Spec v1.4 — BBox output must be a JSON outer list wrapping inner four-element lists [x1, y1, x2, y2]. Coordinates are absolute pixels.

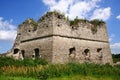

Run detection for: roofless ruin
[[1, 11, 113, 64]]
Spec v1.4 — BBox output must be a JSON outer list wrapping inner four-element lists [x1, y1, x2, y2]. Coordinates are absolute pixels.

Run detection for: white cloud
[[116, 15, 120, 20], [90, 7, 111, 21], [42, 0, 111, 21], [43, 0, 56, 6], [0, 30, 16, 41], [68, 0, 101, 19], [109, 34, 120, 54], [110, 42, 120, 54], [109, 34, 115, 42], [0, 17, 17, 41], [43, 0, 73, 14]]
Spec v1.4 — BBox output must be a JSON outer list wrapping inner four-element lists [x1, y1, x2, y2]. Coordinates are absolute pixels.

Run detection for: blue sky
[[0, 0, 120, 54]]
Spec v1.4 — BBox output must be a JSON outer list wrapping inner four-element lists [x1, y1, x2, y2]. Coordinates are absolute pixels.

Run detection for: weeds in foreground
[[0, 57, 120, 80]]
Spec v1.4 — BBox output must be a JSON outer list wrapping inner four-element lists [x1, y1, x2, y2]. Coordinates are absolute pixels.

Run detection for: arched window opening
[[34, 48, 39, 59], [13, 48, 19, 54], [28, 30, 31, 32], [97, 48, 102, 53], [84, 49, 90, 56], [21, 50, 25, 58], [69, 47, 76, 55], [97, 48, 103, 60], [83, 49, 90, 60]]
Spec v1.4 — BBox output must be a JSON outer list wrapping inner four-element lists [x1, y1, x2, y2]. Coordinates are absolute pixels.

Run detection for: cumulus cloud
[[109, 34, 115, 42], [90, 7, 111, 21], [110, 42, 120, 54], [43, 0, 73, 15], [116, 15, 120, 20], [42, 0, 111, 21], [43, 0, 56, 6], [108, 34, 120, 54], [0, 17, 17, 41]]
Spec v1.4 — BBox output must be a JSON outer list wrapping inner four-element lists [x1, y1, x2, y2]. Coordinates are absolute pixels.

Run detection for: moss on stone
[[90, 19, 105, 26], [20, 18, 38, 31], [90, 19, 105, 34]]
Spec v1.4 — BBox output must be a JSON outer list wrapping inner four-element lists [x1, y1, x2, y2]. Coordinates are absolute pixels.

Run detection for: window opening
[[84, 49, 90, 56], [34, 48, 39, 59], [69, 47, 76, 55], [13, 48, 19, 54], [21, 50, 25, 58], [97, 48, 102, 52]]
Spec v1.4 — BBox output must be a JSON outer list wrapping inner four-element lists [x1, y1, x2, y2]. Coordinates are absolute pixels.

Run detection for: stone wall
[[3, 11, 112, 64], [18, 16, 53, 42], [52, 36, 112, 64], [19, 37, 53, 62], [52, 15, 108, 42]]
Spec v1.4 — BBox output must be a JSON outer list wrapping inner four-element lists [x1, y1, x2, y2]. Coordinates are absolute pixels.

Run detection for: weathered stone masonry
[[1, 11, 113, 64]]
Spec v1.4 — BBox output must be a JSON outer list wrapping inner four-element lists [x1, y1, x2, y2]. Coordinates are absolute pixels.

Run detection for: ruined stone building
[[1, 11, 113, 64]]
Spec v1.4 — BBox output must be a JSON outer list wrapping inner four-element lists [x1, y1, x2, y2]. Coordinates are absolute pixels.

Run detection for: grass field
[[48, 75, 116, 80], [0, 57, 120, 80], [0, 75, 36, 80], [0, 75, 118, 80]]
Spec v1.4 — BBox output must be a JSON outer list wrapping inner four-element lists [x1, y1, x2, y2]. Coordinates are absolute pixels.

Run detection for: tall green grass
[[0, 75, 36, 80], [0, 57, 48, 67], [0, 57, 120, 80], [39, 62, 120, 79]]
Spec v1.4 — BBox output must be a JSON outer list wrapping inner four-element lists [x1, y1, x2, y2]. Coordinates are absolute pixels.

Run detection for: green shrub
[[0, 57, 15, 67], [70, 18, 89, 27], [0, 57, 120, 79], [19, 18, 38, 31], [90, 19, 105, 34], [34, 58, 48, 65], [90, 19, 105, 26], [38, 62, 120, 79], [0, 57, 48, 67], [112, 54, 120, 63], [23, 58, 35, 66]]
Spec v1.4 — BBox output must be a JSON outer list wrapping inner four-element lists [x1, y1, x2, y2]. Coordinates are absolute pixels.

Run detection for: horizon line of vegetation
[[0, 56, 120, 80]]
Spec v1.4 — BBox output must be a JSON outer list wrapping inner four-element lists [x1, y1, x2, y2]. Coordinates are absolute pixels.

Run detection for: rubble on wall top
[[38, 10, 65, 22], [18, 11, 106, 34], [19, 11, 105, 27]]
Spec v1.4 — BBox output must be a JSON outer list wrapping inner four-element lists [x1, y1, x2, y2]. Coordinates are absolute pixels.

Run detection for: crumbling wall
[[52, 15, 108, 42], [18, 14, 54, 42], [4, 11, 112, 64], [52, 36, 112, 64], [19, 37, 53, 62]]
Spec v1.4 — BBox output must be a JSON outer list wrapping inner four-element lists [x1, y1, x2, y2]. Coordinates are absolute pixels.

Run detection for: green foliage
[[38, 62, 120, 79], [0, 75, 36, 80], [90, 19, 105, 34], [90, 19, 105, 26], [70, 18, 105, 34], [0, 57, 16, 67], [112, 54, 120, 63], [70, 17, 89, 27], [0, 57, 48, 67], [0, 57, 120, 79], [34, 58, 48, 65], [38, 10, 65, 22], [70, 17, 104, 28], [19, 18, 38, 31], [48, 75, 114, 80]]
